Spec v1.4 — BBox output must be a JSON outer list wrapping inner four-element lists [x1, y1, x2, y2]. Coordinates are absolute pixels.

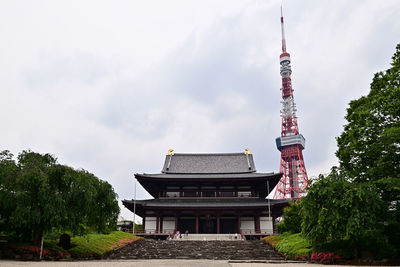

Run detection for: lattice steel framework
[[273, 8, 309, 199]]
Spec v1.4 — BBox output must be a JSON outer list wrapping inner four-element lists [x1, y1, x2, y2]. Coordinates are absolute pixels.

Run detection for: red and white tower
[[274, 7, 308, 199]]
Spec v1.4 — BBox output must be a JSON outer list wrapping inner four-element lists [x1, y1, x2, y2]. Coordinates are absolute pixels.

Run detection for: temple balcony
[[158, 191, 260, 198]]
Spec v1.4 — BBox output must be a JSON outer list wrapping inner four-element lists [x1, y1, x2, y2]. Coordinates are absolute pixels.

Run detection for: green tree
[[0, 150, 18, 234], [336, 44, 400, 203], [11, 151, 61, 244], [301, 169, 386, 258], [89, 175, 120, 233], [276, 201, 303, 234], [0, 150, 120, 244], [335, 43, 400, 253]]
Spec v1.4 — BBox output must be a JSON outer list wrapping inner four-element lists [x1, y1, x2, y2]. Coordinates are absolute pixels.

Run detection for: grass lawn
[[69, 231, 143, 258], [263, 233, 312, 260]]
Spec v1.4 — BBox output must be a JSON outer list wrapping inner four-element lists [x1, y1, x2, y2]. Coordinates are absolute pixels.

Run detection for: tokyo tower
[[273, 7, 309, 199]]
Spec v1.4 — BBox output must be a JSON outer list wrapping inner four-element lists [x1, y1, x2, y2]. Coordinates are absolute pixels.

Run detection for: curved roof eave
[[135, 172, 282, 180]]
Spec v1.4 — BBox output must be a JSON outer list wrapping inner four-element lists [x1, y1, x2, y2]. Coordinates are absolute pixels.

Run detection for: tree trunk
[[32, 229, 43, 246], [352, 240, 358, 259]]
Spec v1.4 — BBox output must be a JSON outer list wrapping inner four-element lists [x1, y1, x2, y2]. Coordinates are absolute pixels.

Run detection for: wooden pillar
[[217, 216, 220, 234], [255, 216, 260, 233], [143, 217, 146, 233], [156, 217, 159, 233], [160, 217, 163, 233], [175, 216, 178, 232], [237, 216, 241, 233], [196, 215, 199, 234]]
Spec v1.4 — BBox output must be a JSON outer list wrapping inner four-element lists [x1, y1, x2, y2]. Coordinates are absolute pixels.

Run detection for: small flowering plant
[[311, 252, 341, 264], [9, 244, 71, 260]]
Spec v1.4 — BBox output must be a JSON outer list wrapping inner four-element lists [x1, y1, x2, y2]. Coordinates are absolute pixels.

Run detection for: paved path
[[0, 259, 372, 267]]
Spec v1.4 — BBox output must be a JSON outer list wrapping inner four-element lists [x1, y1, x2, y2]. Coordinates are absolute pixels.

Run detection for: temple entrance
[[199, 217, 216, 233], [220, 218, 238, 233], [178, 217, 196, 234]]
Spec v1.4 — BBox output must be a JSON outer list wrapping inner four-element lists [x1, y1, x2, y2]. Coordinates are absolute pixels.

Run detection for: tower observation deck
[[273, 8, 309, 199]]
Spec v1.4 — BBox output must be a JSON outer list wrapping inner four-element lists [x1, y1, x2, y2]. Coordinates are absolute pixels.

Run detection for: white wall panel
[[260, 216, 273, 232], [145, 217, 157, 231], [240, 217, 255, 230], [162, 217, 175, 231]]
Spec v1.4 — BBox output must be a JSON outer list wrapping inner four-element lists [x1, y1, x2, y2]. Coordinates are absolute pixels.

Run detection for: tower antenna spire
[[280, 5, 287, 53], [274, 7, 309, 200]]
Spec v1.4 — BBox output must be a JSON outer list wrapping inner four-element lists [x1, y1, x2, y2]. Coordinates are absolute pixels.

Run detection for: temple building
[[123, 149, 290, 238]]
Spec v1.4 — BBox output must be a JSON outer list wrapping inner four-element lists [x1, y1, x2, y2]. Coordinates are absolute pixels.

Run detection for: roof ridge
[[161, 152, 257, 174], [172, 152, 247, 156], [137, 172, 278, 177]]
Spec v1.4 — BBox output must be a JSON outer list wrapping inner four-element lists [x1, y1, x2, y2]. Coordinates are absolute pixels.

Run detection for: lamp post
[[133, 178, 136, 236], [267, 180, 272, 234], [267, 180, 271, 217]]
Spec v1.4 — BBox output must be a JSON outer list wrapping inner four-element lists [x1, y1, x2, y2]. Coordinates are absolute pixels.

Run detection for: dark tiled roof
[[136, 172, 278, 180], [162, 153, 256, 174], [135, 172, 282, 198]]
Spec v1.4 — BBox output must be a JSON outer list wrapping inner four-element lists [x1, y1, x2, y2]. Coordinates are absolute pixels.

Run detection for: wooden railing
[[159, 191, 259, 198], [122, 228, 275, 236], [240, 229, 275, 235], [122, 229, 175, 235]]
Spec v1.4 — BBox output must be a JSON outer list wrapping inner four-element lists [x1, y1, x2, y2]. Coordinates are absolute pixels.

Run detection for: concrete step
[[173, 233, 244, 241], [107, 239, 285, 261]]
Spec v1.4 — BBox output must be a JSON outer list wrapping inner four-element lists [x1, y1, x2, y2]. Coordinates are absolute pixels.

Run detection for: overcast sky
[[0, 0, 399, 221]]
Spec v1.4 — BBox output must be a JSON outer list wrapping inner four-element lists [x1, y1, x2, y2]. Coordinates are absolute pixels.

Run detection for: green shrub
[[266, 231, 397, 261], [277, 201, 302, 234], [275, 233, 312, 259], [315, 239, 353, 259], [264, 233, 312, 260], [358, 230, 397, 260], [384, 220, 400, 252], [264, 234, 284, 248], [7, 242, 71, 260], [68, 231, 141, 258], [43, 240, 69, 254], [311, 252, 341, 264], [313, 230, 396, 260]]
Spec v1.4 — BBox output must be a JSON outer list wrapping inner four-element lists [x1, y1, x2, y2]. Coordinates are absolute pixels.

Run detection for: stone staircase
[[107, 239, 285, 260], [174, 233, 243, 241]]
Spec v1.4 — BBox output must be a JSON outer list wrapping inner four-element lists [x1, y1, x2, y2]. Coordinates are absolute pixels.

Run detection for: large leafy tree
[[12, 151, 63, 244], [0, 150, 120, 244], [301, 169, 385, 257], [336, 44, 400, 203], [336, 44, 400, 252]]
